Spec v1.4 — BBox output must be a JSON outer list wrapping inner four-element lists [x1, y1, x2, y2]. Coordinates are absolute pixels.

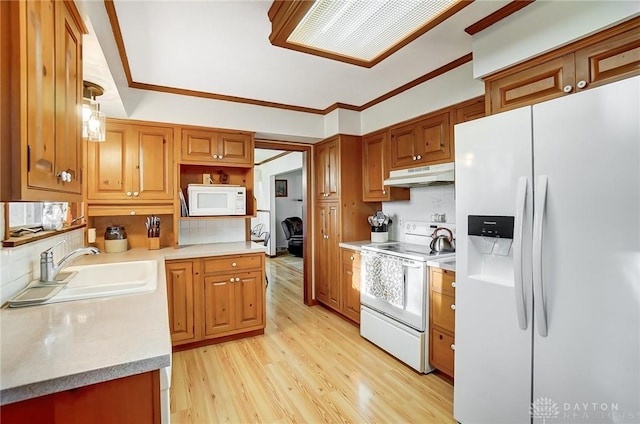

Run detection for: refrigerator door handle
[[513, 176, 528, 330], [533, 175, 549, 337]]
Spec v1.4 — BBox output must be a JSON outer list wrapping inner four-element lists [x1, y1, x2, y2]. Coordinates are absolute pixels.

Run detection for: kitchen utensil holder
[[148, 237, 160, 250]]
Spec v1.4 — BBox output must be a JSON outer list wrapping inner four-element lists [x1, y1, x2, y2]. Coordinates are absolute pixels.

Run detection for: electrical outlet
[[202, 173, 212, 184]]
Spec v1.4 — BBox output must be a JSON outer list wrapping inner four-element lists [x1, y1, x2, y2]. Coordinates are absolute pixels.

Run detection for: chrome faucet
[[40, 240, 100, 283]]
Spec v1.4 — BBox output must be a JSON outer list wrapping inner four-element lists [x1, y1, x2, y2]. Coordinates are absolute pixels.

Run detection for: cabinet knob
[[416, 155, 422, 160], [130, 211, 136, 215], [451, 281, 456, 288], [126, 191, 132, 197], [232, 262, 237, 267], [563, 85, 573, 93], [57, 171, 71, 182], [133, 191, 139, 197], [412, 156, 417, 160], [450, 344, 456, 351], [450, 304, 456, 310], [219, 155, 223, 159], [350, 255, 354, 261], [212, 154, 219, 159], [382, 190, 387, 195], [576, 80, 587, 89], [230, 278, 234, 282], [235, 277, 240, 282]]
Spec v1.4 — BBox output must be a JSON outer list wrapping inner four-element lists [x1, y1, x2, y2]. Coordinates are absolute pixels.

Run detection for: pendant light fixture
[[82, 81, 106, 142]]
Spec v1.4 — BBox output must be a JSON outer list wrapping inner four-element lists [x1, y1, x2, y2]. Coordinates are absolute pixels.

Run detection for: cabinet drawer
[[430, 327, 455, 377], [431, 291, 455, 332], [430, 267, 455, 297], [203, 254, 262, 274], [341, 249, 360, 268]]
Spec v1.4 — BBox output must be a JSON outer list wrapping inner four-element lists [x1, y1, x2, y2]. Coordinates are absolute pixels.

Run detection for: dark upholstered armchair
[[281, 217, 303, 257]]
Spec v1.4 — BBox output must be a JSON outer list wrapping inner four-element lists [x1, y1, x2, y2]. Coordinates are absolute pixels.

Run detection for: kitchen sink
[[52, 260, 158, 303], [7, 260, 158, 307]]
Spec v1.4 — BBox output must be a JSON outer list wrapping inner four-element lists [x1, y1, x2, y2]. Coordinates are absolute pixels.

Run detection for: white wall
[[0, 226, 85, 304], [382, 185, 456, 242], [274, 170, 303, 251], [473, 1, 640, 78], [360, 62, 485, 135]]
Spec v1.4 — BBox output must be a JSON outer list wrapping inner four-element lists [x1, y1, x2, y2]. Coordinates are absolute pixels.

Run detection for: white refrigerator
[[454, 76, 640, 423]]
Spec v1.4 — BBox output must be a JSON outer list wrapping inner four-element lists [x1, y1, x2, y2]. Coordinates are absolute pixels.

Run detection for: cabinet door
[[325, 203, 341, 310], [362, 131, 388, 201], [389, 122, 418, 170], [431, 291, 455, 333], [132, 125, 173, 201], [54, 1, 82, 194], [416, 112, 452, 164], [487, 54, 576, 114], [314, 203, 331, 303], [165, 261, 196, 344], [315, 139, 339, 200], [454, 97, 486, 124], [341, 249, 360, 323], [574, 27, 640, 92], [234, 271, 264, 330], [218, 132, 252, 165], [203, 274, 235, 337], [86, 122, 131, 200], [430, 328, 455, 377], [25, 0, 57, 191], [181, 128, 219, 162]]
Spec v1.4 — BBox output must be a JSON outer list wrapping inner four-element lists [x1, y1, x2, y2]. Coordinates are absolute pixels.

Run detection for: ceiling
[[80, 0, 512, 119]]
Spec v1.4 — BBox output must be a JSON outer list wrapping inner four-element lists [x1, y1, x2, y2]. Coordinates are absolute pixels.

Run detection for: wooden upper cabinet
[[133, 125, 173, 201], [181, 128, 252, 166], [362, 131, 409, 202], [2, 0, 85, 201], [389, 122, 418, 170], [454, 96, 486, 124], [315, 137, 339, 200], [487, 54, 576, 114], [574, 27, 640, 92], [417, 111, 451, 164], [390, 111, 452, 170], [486, 19, 640, 115], [54, 1, 83, 196], [219, 133, 253, 164], [86, 121, 174, 202]]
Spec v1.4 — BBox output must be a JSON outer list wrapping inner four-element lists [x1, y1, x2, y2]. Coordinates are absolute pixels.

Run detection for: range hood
[[383, 162, 454, 187]]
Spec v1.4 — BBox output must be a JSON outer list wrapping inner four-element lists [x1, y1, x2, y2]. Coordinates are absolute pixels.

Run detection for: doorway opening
[[254, 140, 312, 305]]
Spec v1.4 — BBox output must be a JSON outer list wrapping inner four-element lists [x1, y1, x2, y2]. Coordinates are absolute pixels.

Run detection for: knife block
[[148, 238, 160, 250]]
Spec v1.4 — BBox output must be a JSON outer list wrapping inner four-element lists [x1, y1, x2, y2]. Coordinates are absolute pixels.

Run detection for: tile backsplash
[[382, 184, 456, 241], [0, 229, 84, 305], [178, 218, 245, 245]]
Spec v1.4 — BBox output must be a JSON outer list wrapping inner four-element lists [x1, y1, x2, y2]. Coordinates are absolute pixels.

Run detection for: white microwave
[[187, 184, 246, 216]]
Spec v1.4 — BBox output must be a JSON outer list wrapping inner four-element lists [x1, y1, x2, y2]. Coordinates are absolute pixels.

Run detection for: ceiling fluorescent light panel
[[287, 0, 459, 61]]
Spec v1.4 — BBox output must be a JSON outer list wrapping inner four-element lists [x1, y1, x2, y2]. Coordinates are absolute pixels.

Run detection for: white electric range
[[359, 220, 456, 373]]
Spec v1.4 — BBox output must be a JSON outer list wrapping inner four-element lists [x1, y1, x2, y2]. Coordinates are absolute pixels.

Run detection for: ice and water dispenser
[[466, 215, 515, 286]]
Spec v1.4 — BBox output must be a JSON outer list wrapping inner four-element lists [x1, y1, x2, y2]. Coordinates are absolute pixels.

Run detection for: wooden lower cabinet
[[0, 371, 161, 424], [340, 248, 361, 324], [203, 270, 263, 338], [165, 261, 196, 344], [165, 253, 265, 348], [429, 267, 456, 378]]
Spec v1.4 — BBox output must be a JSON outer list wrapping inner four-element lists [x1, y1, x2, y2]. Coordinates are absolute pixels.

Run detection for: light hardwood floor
[[170, 256, 455, 423]]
